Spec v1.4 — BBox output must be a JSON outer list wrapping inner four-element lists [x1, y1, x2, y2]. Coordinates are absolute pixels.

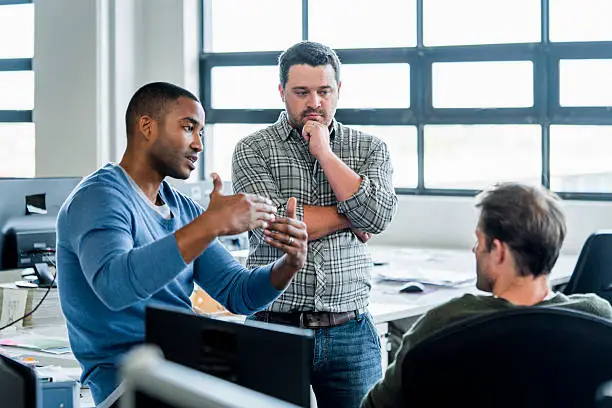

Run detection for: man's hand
[[302, 120, 332, 161], [351, 228, 372, 243], [206, 173, 277, 236], [266, 197, 308, 289]]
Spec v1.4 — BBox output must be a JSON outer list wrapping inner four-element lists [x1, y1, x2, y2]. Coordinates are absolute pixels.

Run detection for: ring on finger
[[287, 236, 294, 246]]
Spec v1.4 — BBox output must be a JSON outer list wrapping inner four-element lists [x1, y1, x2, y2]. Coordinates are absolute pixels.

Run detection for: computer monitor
[[0, 354, 41, 408], [145, 306, 314, 408], [120, 344, 299, 408], [0, 177, 81, 270]]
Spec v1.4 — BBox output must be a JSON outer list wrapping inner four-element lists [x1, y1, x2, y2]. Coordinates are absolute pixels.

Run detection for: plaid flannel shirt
[[231, 111, 397, 313]]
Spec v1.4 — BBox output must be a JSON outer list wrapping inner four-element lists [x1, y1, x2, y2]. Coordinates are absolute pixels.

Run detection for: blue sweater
[[56, 163, 282, 404]]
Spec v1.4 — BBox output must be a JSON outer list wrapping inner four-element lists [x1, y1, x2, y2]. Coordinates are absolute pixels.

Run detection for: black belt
[[254, 310, 358, 328]]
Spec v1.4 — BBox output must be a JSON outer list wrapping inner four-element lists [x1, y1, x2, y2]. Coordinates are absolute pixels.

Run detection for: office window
[[211, 66, 281, 109], [308, 0, 416, 49], [350, 126, 417, 189], [423, 0, 539, 46], [432, 61, 533, 109], [0, 71, 34, 110], [206, 0, 301, 52], [549, 0, 612, 42], [201, 0, 612, 199], [0, 1, 34, 178], [424, 125, 541, 189], [340, 64, 410, 109], [0, 123, 35, 177], [0, 3, 34, 58], [204, 124, 266, 181], [550, 126, 612, 193], [559, 59, 612, 107]]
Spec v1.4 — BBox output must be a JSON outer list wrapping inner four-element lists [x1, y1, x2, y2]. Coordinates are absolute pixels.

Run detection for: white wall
[[32, 0, 612, 254], [372, 195, 612, 255], [34, 0, 199, 177]]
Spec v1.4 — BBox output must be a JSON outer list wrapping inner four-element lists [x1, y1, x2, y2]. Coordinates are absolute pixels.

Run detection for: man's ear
[[138, 115, 155, 141], [337, 81, 342, 98], [279, 83, 285, 102], [492, 238, 506, 265]]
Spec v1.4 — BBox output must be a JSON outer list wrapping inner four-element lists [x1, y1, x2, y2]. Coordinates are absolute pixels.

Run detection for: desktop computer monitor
[[145, 306, 314, 408], [0, 177, 81, 270], [121, 344, 299, 408], [0, 354, 41, 408]]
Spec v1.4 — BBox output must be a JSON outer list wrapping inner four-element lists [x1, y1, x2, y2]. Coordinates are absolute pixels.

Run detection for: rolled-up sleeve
[[337, 140, 397, 234]]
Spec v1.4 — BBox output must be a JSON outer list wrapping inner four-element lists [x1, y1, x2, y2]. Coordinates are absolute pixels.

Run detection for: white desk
[[367, 245, 576, 323]]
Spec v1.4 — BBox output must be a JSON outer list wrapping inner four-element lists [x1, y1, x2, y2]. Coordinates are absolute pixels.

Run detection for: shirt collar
[[275, 111, 339, 142]]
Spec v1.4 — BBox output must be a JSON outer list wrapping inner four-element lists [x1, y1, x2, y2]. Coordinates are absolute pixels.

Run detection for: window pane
[[0, 71, 34, 110], [350, 126, 417, 188], [0, 4, 34, 58], [550, 125, 612, 193], [309, 0, 416, 48], [211, 66, 282, 109], [207, 0, 301, 52], [425, 125, 541, 189], [204, 124, 267, 181], [550, 0, 612, 42], [341, 64, 410, 108], [424, 0, 539, 46], [559, 59, 612, 107], [433, 61, 533, 108], [0, 123, 35, 177]]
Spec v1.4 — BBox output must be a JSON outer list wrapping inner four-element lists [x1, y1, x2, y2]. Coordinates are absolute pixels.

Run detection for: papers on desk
[[374, 266, 475, 287], [0, 333, 71, 354]]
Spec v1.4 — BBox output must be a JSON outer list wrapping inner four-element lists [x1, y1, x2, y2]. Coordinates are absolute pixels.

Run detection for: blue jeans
[[251, 312, 382, 408]]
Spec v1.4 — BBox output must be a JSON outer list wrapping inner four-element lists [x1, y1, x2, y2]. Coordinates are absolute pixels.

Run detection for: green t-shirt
[[362, 292, 612, 408]]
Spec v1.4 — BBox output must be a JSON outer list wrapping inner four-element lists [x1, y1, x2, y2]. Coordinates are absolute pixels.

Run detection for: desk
[[365, 246, 577, 370], [0, 246, 578, 406]]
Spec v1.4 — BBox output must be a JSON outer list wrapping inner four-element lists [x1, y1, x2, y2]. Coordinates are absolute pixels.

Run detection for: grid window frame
[[200, 0, 612, 201], [0, 0, 33, 123]]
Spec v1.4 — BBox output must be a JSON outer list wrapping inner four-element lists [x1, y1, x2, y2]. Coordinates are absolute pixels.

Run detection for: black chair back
[[564, 231, 612, 303], [401, 308, 612, 408]]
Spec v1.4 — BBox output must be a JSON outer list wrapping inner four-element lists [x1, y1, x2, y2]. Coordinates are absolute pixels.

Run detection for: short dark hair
[[125, 82, 199, 137], [475, 183, 566, 278], [278, 41, 341, 88]]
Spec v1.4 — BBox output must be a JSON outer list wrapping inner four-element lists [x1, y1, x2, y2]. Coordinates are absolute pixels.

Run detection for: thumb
[[286, 197, 297, 219], [210, 172, 223, 196]]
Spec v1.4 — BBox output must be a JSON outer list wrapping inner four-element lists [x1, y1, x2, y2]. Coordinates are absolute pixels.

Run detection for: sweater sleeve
[[63, 184, 188, 311], [193, 240, 283, 315]]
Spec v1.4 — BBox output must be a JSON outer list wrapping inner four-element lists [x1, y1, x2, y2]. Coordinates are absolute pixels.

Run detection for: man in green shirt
[[362, 182, 612, 408]]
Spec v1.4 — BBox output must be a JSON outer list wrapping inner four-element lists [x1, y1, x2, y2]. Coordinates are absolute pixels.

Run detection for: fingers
[[210, 172, 223, 195], [286, 197, 297, 219], [264, 222, 307, 242]]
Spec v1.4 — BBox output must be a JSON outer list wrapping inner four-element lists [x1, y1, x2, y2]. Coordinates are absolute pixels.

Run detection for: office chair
[[564, 231, 612, 303], [0, 354, 40, 408], [400, 308, 612, 408]]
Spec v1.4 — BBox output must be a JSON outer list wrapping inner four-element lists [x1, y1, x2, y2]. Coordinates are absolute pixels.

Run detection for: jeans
[[251, 311, 383, 408]]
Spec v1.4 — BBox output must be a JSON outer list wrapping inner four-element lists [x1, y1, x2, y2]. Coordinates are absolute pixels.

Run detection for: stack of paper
[[374, 266, 475, 287], [0, 283, 65, 328]]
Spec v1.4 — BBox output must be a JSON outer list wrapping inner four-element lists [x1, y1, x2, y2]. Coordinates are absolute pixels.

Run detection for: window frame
[[0, 0, 33, 123], [199, 0, 612, 201]]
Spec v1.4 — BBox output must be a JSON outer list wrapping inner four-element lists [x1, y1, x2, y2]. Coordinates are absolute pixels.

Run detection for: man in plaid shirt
[[232, 41, 398, 408]]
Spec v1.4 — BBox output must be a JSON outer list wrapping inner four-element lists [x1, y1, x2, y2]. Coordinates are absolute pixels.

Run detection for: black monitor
[[145, 306, 314, 408], [0, 354, 40, 407], [0, 177, 81, 270], [121, 344, 299, 408]]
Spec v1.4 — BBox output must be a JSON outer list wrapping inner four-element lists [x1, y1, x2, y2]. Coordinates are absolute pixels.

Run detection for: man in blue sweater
[[56, 82, 308, 406]]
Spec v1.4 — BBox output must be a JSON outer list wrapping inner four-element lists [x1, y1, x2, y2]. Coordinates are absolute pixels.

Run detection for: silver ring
[[287, 236, 294, 246]]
